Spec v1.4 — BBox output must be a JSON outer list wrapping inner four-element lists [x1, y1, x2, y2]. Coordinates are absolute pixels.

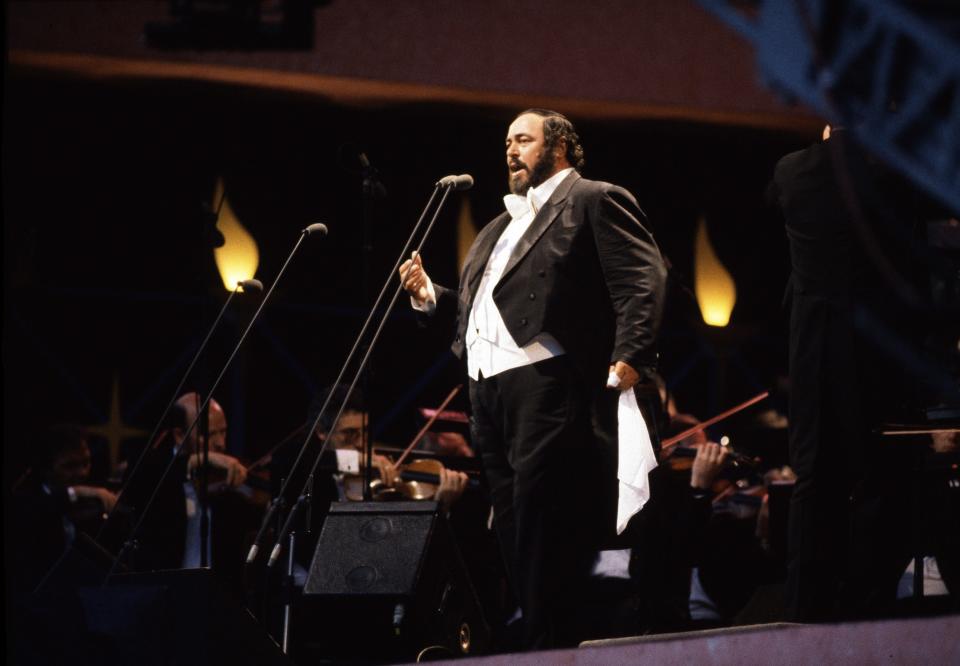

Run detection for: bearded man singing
[[401, 109, 667, 648]]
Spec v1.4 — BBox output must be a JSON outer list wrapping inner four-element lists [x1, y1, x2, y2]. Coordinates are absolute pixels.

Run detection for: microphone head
[[267, 543, 283, 568], [436, 174, 474, 191], [237, 279, 263, 293], [305, 222, 329, 237], [453, 174, 474, 191]]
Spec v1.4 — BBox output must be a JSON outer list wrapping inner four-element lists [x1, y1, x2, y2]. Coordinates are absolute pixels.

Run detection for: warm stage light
[[211, 177, 259, 292], [694, 217, 737, 327]]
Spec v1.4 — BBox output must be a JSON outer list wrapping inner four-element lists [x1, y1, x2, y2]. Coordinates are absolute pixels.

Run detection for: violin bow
[[877, 426, 960, 436], [248, 422, 308, 471], [393, 384, 463, 468], [660, 391, 770, 451]]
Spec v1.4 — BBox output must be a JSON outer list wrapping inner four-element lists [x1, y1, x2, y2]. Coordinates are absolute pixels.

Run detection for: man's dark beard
[[508, 148, 557, 195]]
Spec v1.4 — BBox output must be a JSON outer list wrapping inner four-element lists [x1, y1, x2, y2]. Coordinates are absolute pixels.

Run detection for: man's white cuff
[[409, 283, 437, 314]]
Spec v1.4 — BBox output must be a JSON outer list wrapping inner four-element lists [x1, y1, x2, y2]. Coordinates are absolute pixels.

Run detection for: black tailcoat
[[438, 170, 666, 385]]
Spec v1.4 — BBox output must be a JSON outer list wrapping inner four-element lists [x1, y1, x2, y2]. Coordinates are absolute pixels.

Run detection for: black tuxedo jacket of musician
[[432, 169, 667, 544]]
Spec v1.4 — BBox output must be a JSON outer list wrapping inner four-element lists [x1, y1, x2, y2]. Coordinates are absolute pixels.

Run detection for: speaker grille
[[304, 502, 438, 596]]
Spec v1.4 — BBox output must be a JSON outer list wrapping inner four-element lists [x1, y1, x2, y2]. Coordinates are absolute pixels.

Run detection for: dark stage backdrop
[[3, 72, 810, 485]]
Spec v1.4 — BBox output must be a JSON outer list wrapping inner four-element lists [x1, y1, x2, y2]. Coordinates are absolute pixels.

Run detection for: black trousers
[[469, 355, 600, 649], [785, 293, 873, 621]]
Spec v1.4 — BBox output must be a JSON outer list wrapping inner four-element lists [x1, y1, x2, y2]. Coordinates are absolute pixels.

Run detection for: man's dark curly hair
[[309, 384, 366, 435], [517, 108, 585, 172]]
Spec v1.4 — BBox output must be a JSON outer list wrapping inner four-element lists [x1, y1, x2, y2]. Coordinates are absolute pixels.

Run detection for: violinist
[[623, 377, 765, 633], [176, 392, 248, 487], [286, 384, 470, 514], [179, 392, 278, 586], [8, 424, 117, 597], [120, 395, 249, 573]]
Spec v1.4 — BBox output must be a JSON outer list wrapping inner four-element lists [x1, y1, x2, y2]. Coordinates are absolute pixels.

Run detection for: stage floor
[[421, 615, 960, 665]]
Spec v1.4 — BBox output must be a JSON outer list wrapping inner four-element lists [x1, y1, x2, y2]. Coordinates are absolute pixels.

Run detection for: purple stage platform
[[424, 615, 960, 665]]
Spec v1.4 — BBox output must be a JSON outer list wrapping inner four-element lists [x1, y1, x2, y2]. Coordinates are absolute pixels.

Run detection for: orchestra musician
[[8, 424, 117, 596], [270, 385, 470, 522], [120, 394, 250, 573], [263, 383, 473, 606]]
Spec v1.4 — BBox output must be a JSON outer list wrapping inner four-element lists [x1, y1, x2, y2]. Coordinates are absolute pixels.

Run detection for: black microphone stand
[[198, 395, 210, 568], [279, 471, 311, 656], [263, 176, 470, 571], [104, 224, 327, 583], [359, 152, 386, 500]]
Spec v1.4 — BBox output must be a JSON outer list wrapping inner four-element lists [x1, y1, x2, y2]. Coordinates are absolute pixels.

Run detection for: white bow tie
[[503, 191, 540, 220]]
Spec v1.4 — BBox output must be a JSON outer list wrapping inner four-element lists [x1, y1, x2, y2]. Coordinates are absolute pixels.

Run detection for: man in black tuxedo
[[401, 109, 666, 647]]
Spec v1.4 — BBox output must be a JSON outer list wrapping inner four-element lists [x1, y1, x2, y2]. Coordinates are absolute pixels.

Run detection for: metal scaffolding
[[700, 0, 960, 212]]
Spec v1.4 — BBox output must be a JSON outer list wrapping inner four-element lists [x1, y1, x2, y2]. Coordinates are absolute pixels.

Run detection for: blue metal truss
[[699, 0, 960, 212]]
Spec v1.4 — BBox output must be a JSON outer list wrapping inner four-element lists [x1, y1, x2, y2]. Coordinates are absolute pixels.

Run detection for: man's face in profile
[[206, 407, 228, 454], [505, 113, 557, 195]]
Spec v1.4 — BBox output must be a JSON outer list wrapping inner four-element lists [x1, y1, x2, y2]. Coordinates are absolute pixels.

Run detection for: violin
[[344, 455, 479, 502], [370, 458, 444, 501], [659, 391, 769, 482], [66, 484, 134, 551], [711, 481, 767, 521], [204, 454, 269, 489], [664, 441, 759, 477], [197, 455, 273, 507], [68, 494, 113, 534], [342, 384, 479, 503]]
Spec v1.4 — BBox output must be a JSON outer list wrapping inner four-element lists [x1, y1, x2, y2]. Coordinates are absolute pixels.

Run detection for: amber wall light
[[211, 177, 259, 291], [694, 216, 737, 327]]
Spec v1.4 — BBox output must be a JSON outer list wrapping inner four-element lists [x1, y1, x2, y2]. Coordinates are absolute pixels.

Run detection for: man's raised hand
[[399, 251, 435, 306]]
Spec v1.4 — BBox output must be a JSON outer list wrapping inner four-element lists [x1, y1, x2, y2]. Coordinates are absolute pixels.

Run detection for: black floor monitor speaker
[[299, 501, 490, 662]]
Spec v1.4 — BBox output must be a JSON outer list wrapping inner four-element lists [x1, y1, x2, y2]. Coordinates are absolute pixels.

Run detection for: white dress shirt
[[411, 168, 572, 379], [182, 478, 211, 568], [463, 168, 573, 380]]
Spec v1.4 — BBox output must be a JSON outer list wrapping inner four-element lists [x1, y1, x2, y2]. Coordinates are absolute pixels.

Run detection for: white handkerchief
[[612, 384, 658, 534]]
